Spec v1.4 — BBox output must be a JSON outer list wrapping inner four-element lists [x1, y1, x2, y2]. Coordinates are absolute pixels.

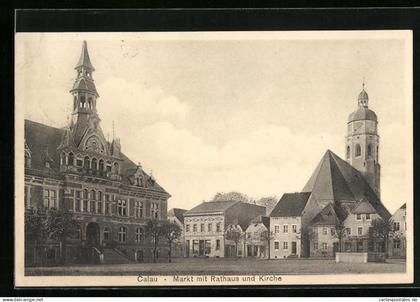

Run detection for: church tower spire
[[70, 40, 99, 124], [345, 81, 381, 198]]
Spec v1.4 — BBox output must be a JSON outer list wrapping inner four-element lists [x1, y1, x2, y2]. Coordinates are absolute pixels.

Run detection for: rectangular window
[[356, 214, 362, 220], [366, 213, 371, 220], [322, 242, 328, 250], [358, 227, 363, 235], [274, 241, 280, 250], [186, 224, 190, 232], [274, 225, 280, 233], [75, 190, 81, 212], [393, 239, 401, 249], [134, 200, 143, 218], [193, 224, 197, 232], [200, 224, 204, 232], [216, 240, 220, 250], [292, 224, 297, 233], [208, 223, 212, 232], [346, 228, 351, 235], [135, 227, 144, 243], [394, 222, 400, 231], [216, 223, 221, 232], [151, 202, 159, 219], [117, 200, 127, 216], [283, 225, 288, 233], [105, 194, 111, 215], [313, 241, 318, 250], [330, 228, 335, 236], [283, 241, 288, 250], [43, 189, 57, 209], [323, 227, 328, 235]]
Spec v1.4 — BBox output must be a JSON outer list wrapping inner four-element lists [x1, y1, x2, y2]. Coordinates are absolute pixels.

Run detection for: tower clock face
[[85, 136, 105, 154], [353, 121, 363, 134]]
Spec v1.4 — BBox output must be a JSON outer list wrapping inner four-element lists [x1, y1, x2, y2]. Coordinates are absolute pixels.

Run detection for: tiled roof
[[168, 208, 187, 224], [184, 200, 240, 216], [311, 203, 340, 226], [25, 119, 168, 194], [351, 199, 377, 214], [270, 192, 311, 217], [303, 149, 390, 220]]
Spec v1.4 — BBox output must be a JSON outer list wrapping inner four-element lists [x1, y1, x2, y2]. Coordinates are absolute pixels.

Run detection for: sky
[[16, 32, 412, 214]]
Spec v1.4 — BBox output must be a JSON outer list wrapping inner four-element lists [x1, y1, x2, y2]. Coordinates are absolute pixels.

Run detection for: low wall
[[336, 252, 368, 263], [336, 252, 386, 263]]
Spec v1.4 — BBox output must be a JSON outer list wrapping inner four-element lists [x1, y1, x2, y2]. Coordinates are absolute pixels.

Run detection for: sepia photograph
[[14, 31, 413, 287]]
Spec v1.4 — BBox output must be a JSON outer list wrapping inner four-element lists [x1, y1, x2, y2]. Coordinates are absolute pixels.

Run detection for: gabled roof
[[250, 215, 270, 229], [184, 200, 240, 216], [168, 208, 187, 224], [270, 192, 311, 217], [75, 41, 95, 71], [302, 150, 390, 220], [351, 199, 377, 214], [311, 203, 340, 226], [25, 119, 169, 195]]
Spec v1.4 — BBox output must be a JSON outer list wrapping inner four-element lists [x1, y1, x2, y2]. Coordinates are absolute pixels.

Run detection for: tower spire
[[75, 40, 95, 71]]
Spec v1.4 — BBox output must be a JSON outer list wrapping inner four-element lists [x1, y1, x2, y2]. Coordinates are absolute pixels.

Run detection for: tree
[[211, 192, 251, 203], [333, 223, 347, 252], [162, 222, 182, 263], [24, 209, 46, 264], [260, 230, 274, 259], [368, 218, 393, 257], [145, 219, 165, 263], [225, 225, 243, 259], [44, 208, 81, 264], [255, 196, 278, 216], [299, 226, 316, 257]]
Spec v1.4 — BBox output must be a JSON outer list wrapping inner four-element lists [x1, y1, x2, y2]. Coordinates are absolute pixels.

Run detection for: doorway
[[291, 241, 297, 255], [86, 222, 100, 247]]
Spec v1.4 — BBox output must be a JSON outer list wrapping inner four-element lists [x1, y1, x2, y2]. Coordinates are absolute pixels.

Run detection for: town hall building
[[24, 41, 171, 266]]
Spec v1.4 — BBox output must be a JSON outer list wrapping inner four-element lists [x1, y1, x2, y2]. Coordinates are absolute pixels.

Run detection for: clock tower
[[345, 83, 381, 198]]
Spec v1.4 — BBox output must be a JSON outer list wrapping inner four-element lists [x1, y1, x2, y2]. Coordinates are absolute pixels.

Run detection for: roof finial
[[112, 120, 115, 140], [362, 75, 366, 90]]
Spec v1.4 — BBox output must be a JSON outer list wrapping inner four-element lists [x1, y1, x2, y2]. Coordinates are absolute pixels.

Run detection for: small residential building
[[245, 216, 270, 259], [269, 192, 311, 259], [183, 200, 265, 258], [167, 208, 187, 258], [309, 204, 340, 258], [389, 203, 406, 258]]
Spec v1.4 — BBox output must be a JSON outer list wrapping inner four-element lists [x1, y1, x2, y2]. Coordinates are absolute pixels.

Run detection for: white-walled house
[[269, 192, 311, 259], [389, 203, 406, 258], [245, 216, 270, 259]]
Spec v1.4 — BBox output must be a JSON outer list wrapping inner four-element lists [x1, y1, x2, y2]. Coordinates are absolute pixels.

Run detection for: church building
[[24, 41, 171, 266], [269, 83, 391, 259]]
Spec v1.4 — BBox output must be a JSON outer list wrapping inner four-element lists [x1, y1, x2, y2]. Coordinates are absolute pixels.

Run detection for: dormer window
[[136, 176, 143, 187]]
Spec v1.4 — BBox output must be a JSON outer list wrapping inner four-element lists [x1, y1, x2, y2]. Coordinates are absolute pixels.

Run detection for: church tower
[[70, 40, 99, 126], [345, 82, 381, 198]]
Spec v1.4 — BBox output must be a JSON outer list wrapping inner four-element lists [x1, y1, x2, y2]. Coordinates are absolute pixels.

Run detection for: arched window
[[60, 152, 66, 165], [113, 162, 120, 174], [73, 96, 77, 110], [346, 146, 350, 159], [103, 227, 110, 241], [106, 161, 112, 173], [118, 226, 127, 243], [355, 144, 361, 157], [91, 158, 97, 171], [84, 156, 90, 169], [80, 96, 86, 108], [135, 227, 144, 243], [99, 159, 104, 172], [83, 189, 89, 212], [367, 144, 372, 157], [117, 200, 127, 216], [68, 152, 74, 166], [90, 190, 96, 212], [24, 151, 31, 168], [88, 98, 93, 109]]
